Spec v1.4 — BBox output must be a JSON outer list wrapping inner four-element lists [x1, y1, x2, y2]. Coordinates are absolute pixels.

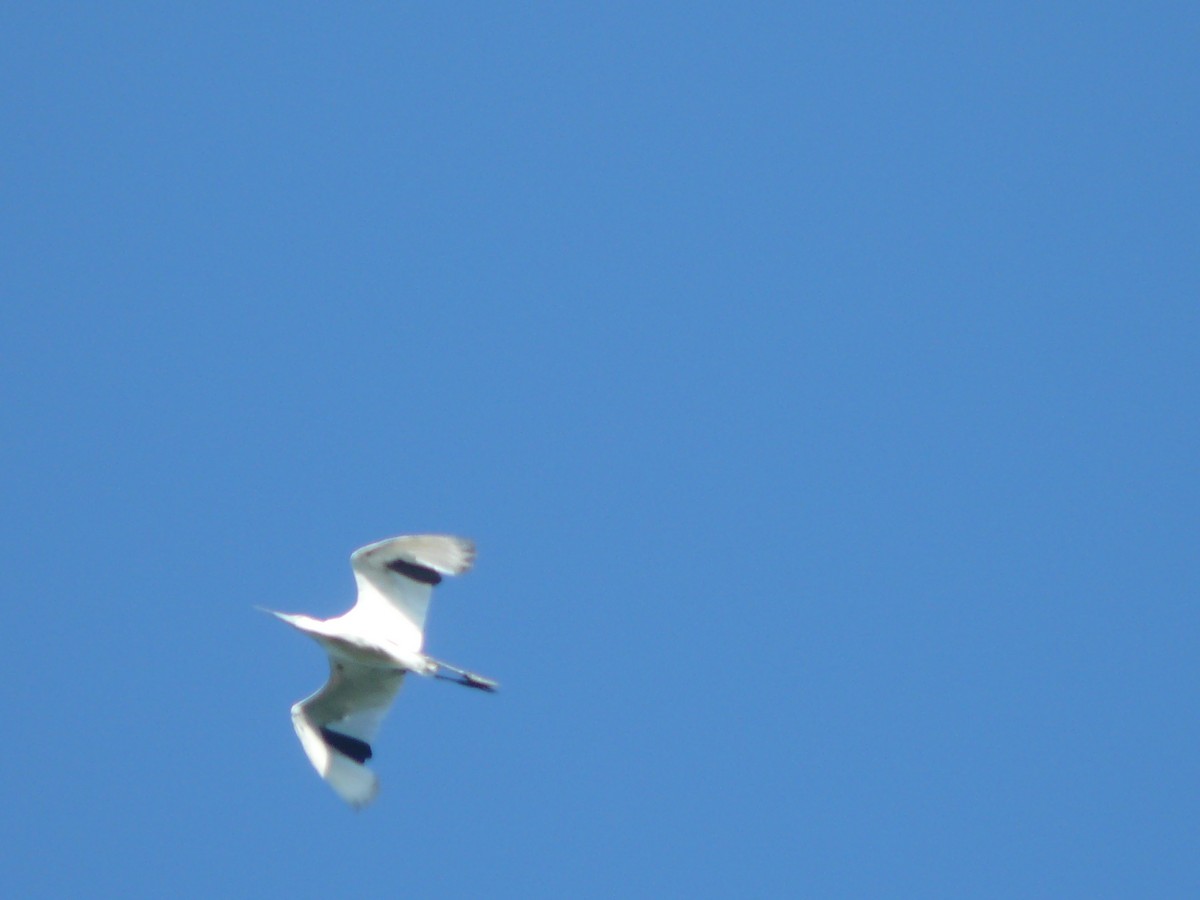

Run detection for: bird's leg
[[427, 656, 500, 692]]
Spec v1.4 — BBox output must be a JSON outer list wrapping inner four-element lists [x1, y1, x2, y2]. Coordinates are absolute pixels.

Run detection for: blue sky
[[2, 3, 1196, 897]]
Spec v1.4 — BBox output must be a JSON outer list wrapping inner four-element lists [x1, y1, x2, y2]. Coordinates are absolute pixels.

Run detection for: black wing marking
[[320, 727, 373, 764], [385, 557, 442, 586]]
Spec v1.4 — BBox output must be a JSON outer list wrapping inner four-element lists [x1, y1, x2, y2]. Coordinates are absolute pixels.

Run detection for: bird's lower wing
[[291, 659, 405, 809]]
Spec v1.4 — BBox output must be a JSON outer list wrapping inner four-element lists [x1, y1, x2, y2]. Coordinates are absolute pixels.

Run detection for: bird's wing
[[290, 658, 406, 809], [346, 534, 476, 653]]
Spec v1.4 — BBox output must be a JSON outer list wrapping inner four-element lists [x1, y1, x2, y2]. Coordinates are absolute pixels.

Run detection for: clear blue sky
[[2, 4, 1195, 897]]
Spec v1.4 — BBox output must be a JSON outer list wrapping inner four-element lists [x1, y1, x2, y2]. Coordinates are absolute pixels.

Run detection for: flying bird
[[264, 534, 497, 808]]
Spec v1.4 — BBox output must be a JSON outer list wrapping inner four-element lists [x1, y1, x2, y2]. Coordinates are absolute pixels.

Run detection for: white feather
[[265, 534, 489, 809]]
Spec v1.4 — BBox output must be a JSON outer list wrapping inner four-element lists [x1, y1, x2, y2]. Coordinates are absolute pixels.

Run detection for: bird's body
[[264, 534, 496, 808], [268, 611, 431, 671]]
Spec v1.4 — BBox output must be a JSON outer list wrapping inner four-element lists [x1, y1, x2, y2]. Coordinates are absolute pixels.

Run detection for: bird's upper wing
[[291, 658, 406, 809], [346, 534, 476, 653]]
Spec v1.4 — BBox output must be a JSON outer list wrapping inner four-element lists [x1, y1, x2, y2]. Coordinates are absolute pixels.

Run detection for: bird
[[263, 534, 498, 808]]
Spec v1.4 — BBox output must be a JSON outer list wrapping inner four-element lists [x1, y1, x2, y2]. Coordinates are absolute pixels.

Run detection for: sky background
[[2, 3, 1196, 897]]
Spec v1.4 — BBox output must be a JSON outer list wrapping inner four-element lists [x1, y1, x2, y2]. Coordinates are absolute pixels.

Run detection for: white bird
[[264, 534, 497, 808]]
